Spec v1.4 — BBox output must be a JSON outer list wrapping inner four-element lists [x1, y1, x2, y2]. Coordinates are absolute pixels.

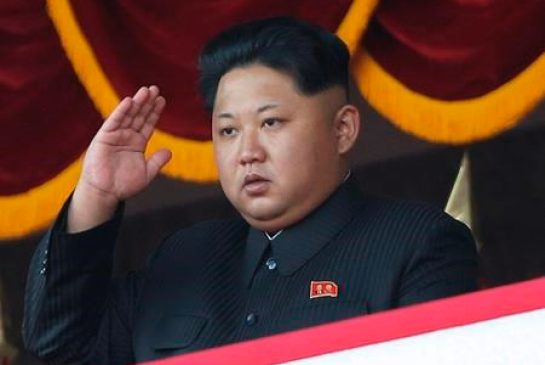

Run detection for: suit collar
[[243, 177, 364, 286], [243, 227, 271, 287]]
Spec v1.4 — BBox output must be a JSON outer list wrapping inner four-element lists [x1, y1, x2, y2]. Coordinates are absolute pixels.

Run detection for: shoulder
[[146, 217, 248, 267], [358, 195, 453, 224], [353, 195, 473, 246], [168, 217, 248, 243]]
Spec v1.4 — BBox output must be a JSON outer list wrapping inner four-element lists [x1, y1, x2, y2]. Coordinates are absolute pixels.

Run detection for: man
[[23, 17, 478, 365]]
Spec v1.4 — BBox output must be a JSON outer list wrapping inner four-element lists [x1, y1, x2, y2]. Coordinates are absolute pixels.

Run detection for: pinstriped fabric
[[132, 218, 251, 360], [23, 178, 478, 364], [23, 200, 134, 365]]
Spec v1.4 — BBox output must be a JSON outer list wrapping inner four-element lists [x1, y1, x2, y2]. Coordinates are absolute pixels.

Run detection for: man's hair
[[198, 16, 350, 113]]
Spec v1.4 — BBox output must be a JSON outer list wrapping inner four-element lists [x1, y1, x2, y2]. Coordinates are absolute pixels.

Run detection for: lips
[[243, 173, 270, 195]]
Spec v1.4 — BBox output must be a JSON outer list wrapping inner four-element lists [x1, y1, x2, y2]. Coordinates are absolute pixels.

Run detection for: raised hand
[[68, 86, 171, 232]]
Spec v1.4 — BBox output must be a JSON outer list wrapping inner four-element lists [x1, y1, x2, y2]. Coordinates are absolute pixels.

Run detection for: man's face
[[212, 64, 349, 232]]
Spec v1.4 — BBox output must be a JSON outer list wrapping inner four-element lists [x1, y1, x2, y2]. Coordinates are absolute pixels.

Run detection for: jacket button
[[265, 258, 277, 270], [245, 313, 258, 326]]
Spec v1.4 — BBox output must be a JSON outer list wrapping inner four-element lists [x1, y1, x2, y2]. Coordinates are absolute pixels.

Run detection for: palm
[[80, 86, 171, 201]]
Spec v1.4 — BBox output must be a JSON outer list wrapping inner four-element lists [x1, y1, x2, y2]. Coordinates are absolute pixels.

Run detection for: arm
[[22, 86, 170, 364], [68, 85, 170, 233], [23, 201, 141, 365], [397, 214, 479, 307]]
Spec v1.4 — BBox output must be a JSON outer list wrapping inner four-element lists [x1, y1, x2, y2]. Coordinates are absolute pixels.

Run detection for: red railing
[[139, 276, 545, 365]]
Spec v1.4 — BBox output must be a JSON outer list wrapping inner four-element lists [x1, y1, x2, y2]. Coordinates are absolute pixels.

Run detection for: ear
[[333, 104, 360, 154]]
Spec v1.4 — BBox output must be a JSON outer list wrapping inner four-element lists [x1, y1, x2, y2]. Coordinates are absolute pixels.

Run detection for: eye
[[220, 127, 237, 137], [262, 118, 282, 128]]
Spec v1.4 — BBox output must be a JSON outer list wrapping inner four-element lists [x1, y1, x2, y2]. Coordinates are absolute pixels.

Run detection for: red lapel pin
[[310, 280, 339, 299]]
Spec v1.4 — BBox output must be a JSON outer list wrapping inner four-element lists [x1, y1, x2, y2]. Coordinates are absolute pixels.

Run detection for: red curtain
[[0, 0, 100, 194], [365, 0, 545, 100], [1, 0, 544, 197], [0, 0, 351, 195], [70, 0, 352, 139]]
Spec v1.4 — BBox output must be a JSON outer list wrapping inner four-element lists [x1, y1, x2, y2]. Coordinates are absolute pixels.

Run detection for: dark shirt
[[23, 178, 478, 365]]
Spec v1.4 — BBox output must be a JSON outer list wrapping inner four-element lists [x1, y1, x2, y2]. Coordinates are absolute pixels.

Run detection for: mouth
[[242, 173, 271, 195]]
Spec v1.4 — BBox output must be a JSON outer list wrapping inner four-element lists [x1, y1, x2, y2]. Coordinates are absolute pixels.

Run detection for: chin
[[237, 194, 279, 216], [239, 203, 287, 228], [244, 216, 287, 233], [243, 206, 282, 222]]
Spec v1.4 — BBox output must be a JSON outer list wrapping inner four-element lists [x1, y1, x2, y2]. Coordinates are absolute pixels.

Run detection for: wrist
[[67, 181, 120, 233], [75, 180, 120, 209]]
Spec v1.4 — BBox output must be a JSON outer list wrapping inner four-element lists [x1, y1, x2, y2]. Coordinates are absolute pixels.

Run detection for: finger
[[132, 85, 160, 132], [142, 85, 161, 121], [140, 96, 166, 140], [146, 148, 172, 183], [100, 97, 132, 132], [120, 86, 150, 128]]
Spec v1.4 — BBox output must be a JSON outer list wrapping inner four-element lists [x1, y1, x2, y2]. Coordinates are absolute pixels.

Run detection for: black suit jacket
[[23, 178, 478, 365]]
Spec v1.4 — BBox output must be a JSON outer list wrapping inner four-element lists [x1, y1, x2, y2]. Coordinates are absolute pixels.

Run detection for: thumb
[[146, 148, 172, 183]]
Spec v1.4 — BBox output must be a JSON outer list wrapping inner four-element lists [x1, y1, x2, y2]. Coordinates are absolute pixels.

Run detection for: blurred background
[[1, 0, 544, 363]]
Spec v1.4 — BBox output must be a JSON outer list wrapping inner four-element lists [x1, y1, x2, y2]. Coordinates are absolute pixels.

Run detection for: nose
[[239, 129, 266, 165]]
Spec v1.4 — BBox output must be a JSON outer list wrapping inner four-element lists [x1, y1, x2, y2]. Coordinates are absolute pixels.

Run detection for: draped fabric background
[[1, 0, 544, 238], [358, 0, 545, 142], [0, 0, 100, 195], [367, 0, 545, 100], [1, 1, 545, 363], [0, 0, 355, 238]]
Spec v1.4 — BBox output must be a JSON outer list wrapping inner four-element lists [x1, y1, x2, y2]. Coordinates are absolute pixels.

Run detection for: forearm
[[23, 199, 124, 364]]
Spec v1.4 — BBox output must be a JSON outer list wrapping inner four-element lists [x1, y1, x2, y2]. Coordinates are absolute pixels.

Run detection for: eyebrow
[[216, 104, 279, 119], [257, 104, 279, 113]]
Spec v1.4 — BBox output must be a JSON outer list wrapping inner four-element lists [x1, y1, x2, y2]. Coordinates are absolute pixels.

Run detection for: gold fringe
[[0, 0, 218, 239], [352, 49, 545, 144], [0, 0, 377, 239], [145, 132, 217, 182], [46, 0, 118, 117], [336, 0, 379, 54], [45, 0, 218, 180], [0, 158, 82, 239]]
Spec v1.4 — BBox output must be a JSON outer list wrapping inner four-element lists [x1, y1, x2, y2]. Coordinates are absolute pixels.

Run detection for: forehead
[[213, 64, 303, 114]]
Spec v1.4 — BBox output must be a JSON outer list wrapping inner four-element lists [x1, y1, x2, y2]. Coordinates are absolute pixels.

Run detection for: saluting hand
[[68, 86, 171, 232]]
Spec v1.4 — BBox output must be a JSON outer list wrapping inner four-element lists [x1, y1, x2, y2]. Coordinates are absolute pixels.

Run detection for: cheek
[[269, 135, 319, 178], [217, 160, 238, 206], [281, 135, 338, 185], [281, 128, 334, 162], [214, 140, 238, 167], [268, 134, 302, 166], [214, 145, 236, 187]]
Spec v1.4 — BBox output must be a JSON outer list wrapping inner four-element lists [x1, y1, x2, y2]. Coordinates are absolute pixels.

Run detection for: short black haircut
[[198, 16, 350, 113]]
